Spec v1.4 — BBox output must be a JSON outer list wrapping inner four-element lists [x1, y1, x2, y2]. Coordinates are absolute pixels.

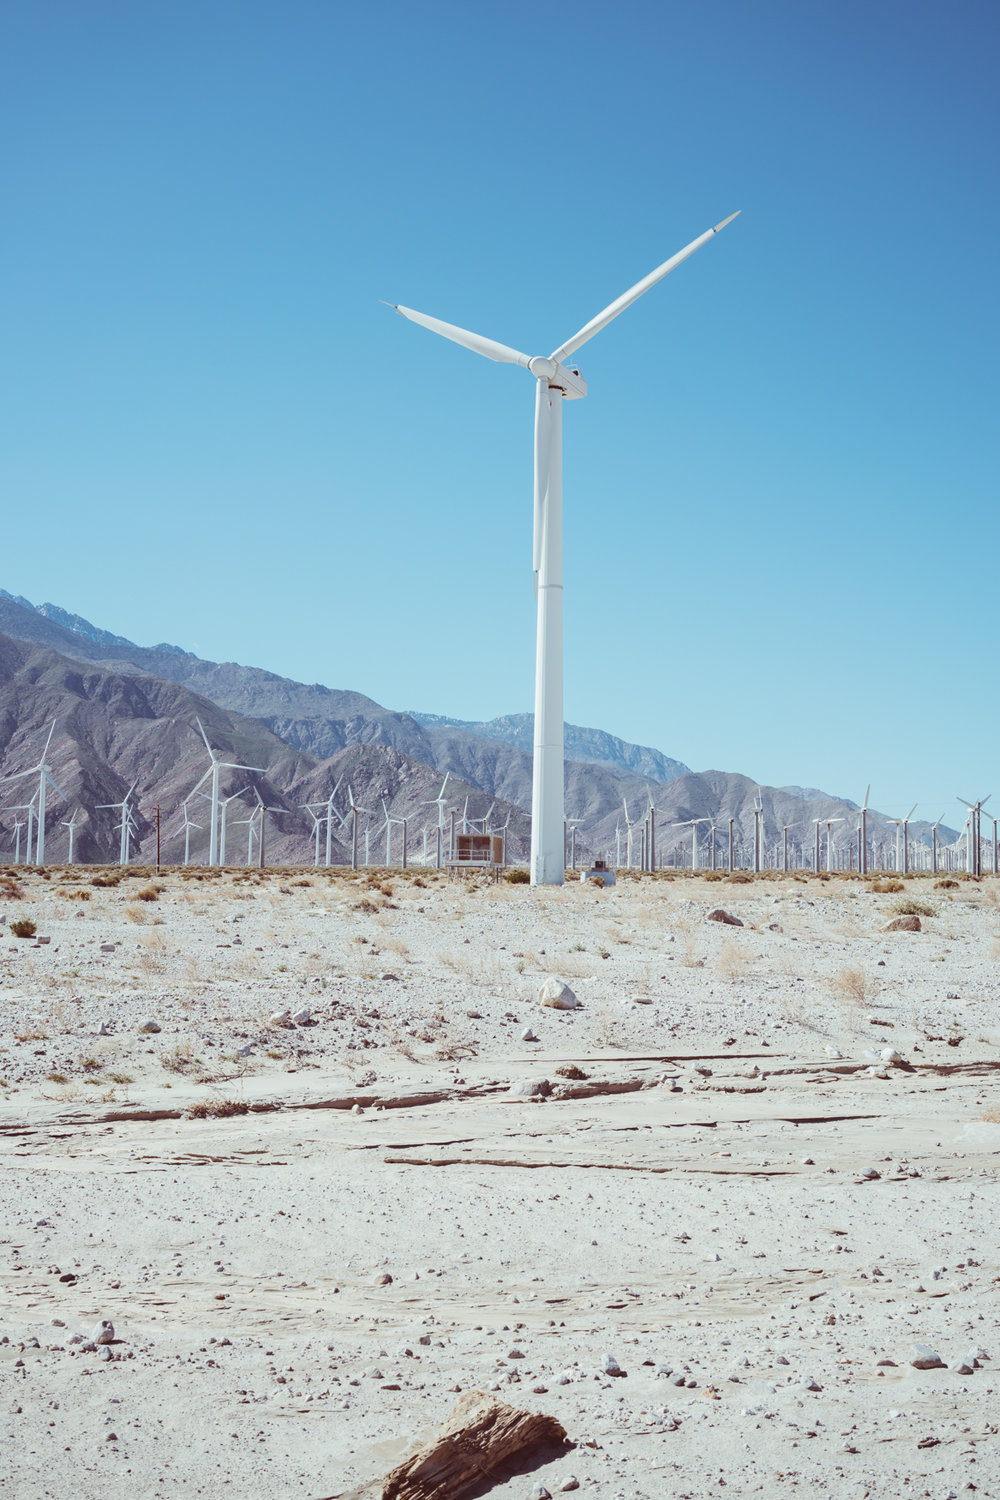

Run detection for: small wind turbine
[[813, 815, 844, 873], [97, 780, 139, 866], [2, 720, 67, 865], [884, 803, 917, 874], [337, 785, 372, 871], [188, 718, 264, 867], [858, 785, 871, 877], [675, 817, 709, 871], [176, 804, 203, 867], [11, 815, 26, 864], [929, 813, 945, 876], [957, 795, 990, 877], [61, 808, 81, 864], [388, 212, 740, 884]]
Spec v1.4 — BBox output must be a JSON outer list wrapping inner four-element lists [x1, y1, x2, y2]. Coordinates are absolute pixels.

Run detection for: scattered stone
[[952, 1359, 975, 1375], [98, 1021, 113, 1037], [632, 995, 653, 1005], [98, 1346, 113, 1362], [554, 1064, 588, 1081], [881, 1048, 905, 1065], [91, 1320, 115, 1345], [512, 1080, 551, 1099], [374, 1272, 393, 1287], [538, 978, 580, 1010], [531, 1487, 551, 1499], [860, 1167, 881, 1180], [910, 1345, 945, 1370], [379, 1389, 567, 1500], [351, 1104, 365, 1115], [558, 1481, 580, 1494], [508, 1348, 525, 1360], [270, 1009, 292, 1026], [521, 1028, 538, 1043], [602, 1353, 625, 1377], [885, 915, 921, 932], [138, 1019, 161, 1034], [466, 1010, 482, 1020], [707, 909, 743, 926], [824, 1047, 842, 1058], [804, 1378, 822, 1392], [291, 1007, 311, 1025]]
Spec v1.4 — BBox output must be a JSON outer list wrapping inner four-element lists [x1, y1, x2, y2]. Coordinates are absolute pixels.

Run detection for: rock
[[291, 1007, 311, 1025], [952, 1359, 975, 1375], [374, 1272, 393, 1287], [554, 1064, 587, 1081], [269, 1009, 292, 1025], [885, 915, 921, 932], [379, 1389, 567, 1500], [466, 1010, 482, 1020], [508, 1348, 525, 1359], [98, 1021, 113, 1037], [881, 1048, 905, 1065], [531, 1487, 551, 1499], [910, 1344, 945, 1370], [707, 909, 743, 926], [98, 1346, 113, 1362], [521, 1028, 538, 1043], [538, 978, 580, 1010], [512, 1080, 551, 1099], [91, 1320, 115, 1345], [602, 1353, 625, 1377], [860, 1167, 881, 1180], [559, 1481, 580, 1494], [351, 1104, 365, 1115], [804, 1378, 822, 1391], [632, 995, 653, 1005], [824, 1047, 842, 1059], [138, 1019, 161, 1034]]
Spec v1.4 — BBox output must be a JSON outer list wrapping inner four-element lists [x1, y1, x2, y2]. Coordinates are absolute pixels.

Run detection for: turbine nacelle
[[528, 356, 587, 398]]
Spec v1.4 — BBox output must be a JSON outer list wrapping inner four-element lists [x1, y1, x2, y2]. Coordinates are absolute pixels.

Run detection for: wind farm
[[3, 4, 998, 1498]]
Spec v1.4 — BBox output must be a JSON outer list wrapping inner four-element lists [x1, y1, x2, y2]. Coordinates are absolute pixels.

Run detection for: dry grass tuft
[[889, 897, 936, 918], [187, 1099, 249, 1118], [830, 965, 873, 1005], [715, 937, 749, 982], [869, 879, 904, 894]]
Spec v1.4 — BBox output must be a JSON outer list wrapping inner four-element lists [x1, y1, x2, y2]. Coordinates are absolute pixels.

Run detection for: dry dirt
[[0, 864, 997, 1497]]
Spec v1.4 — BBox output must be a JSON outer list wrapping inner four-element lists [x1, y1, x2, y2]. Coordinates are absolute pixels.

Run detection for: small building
[[582, 857, 616, 886], [447, 833, 504, 880]]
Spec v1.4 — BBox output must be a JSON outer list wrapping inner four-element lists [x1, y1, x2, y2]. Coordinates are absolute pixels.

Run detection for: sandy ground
[[0, 863, 998, 1498]]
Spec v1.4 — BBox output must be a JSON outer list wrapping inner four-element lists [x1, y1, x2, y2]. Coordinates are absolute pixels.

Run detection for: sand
[[1, 864, 998, 1497]]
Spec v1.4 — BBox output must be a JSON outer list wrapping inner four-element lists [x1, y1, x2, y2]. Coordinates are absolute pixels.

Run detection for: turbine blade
[[551, 212, 741, 363], [195, 716, 215, 759], [390, 304, 532, 368]]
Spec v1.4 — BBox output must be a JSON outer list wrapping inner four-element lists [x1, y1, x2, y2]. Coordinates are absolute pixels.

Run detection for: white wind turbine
[[189, 719, 264, 867], [176, 804, 203, 867], [61, 808, 81, 864], [97, 780, 139, 866], [886, 803, 917, 874], [388, 213, 740, 885], [9, 812, 28, 864], [2, 720, 67, 865], [337, 785, 372, 871]]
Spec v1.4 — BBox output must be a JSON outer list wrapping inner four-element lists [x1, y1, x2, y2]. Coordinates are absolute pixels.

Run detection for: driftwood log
[[380, 1390, 568, 1500]]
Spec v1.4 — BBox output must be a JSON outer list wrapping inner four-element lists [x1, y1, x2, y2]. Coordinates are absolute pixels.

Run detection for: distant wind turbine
[[2, 721, 67, 865], [189, 719, 264, 867], [388, 213, 740, 884]]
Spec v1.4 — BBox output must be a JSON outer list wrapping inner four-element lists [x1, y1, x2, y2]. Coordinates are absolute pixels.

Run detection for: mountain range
[[0, 589, 958, 865]]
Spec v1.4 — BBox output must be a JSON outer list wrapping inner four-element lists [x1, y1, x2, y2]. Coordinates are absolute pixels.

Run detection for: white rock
[[521, 1028, 538, 1042], [824, 1046, 842, 1058], [602, 1352, 623, 1376], [952, 1359, 975, 1375], [270, 1009, 292, 1025], [910, 1344, 945, 1369], [91, 1320, 115, 1345], [291, 1007, 311, 1025], [98, 1346, 113, 1362], [351, 1104, 365, 1115], [881, 1047, 904, 1064], [538, 978, 580, 1010], [138, 1019, 161, 1034]]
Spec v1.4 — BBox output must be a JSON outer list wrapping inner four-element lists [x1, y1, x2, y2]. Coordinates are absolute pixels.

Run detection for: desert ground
[[0, 862, 997, 1498]]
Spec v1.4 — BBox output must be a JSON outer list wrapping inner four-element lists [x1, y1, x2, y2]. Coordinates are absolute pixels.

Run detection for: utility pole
[[154, 805, 161, 871]]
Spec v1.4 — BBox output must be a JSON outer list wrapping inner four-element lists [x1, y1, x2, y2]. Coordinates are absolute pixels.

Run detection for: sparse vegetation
[[10, 918, 37, 938], [187, 1099, 249, 1118], [131, 886, 160, 902], [505, 869, 530, 884], [869, 879, 904, 894], [890, 897, 936, 918]]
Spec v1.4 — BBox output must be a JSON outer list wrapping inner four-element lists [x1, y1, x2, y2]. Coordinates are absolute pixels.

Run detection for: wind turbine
[[176, 804, 203, 867], [929, 813, 945, 876], [675, 817, 709, 871], [61, 808, 81, 864], [10, 814, 26, 864], [857, 785, 871, 877], [337, 785, 372, 871], [188, 719, 265, 867], [97, 780, 139, 866], [218, 788, 250, 867], [388, 213, 740, 884], [812, 815, 844, 873], [957, 795, 990, 878], [2, 721, 67, 865]]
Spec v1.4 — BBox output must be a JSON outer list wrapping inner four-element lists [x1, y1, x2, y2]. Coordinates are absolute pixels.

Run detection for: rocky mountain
[[0, 635, 530, 866], [0, 590, 960, 864], [410, 711, 690, 784]]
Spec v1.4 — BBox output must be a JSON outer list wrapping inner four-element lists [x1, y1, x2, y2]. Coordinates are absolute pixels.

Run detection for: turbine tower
[[388, 213, 740, 883], [189, 718, 264, 867]]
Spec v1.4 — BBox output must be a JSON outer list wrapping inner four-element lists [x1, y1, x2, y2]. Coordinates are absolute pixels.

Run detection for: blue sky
[[2, 0, 997, 820]]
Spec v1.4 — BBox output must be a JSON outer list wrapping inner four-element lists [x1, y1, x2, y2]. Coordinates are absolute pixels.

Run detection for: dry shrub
[[727, 871, 752, 885], [162, 1042, 200, 1073], [10, 918, 36, 938], [506, 869, 530, 885], [831, 965, 872, 1005], [0, 877, 24, 900], [715, 937, 748, 982], [124, 905, 148, 924], [60, 888, 91, 901], [91, 873, 122, 888], [869, 879, 904, 894], [354, 897, 378, 914], [890, 897, 936, 918], [130, 886, 159, 903], [981, 1105, 1000, 1123], [934, 879, 959, 890], [703, 869, 726, 882], [187, 1099, 249, 1119]]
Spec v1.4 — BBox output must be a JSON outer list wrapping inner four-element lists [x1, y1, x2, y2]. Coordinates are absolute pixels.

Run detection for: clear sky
[[2, 0, 997, 820]]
